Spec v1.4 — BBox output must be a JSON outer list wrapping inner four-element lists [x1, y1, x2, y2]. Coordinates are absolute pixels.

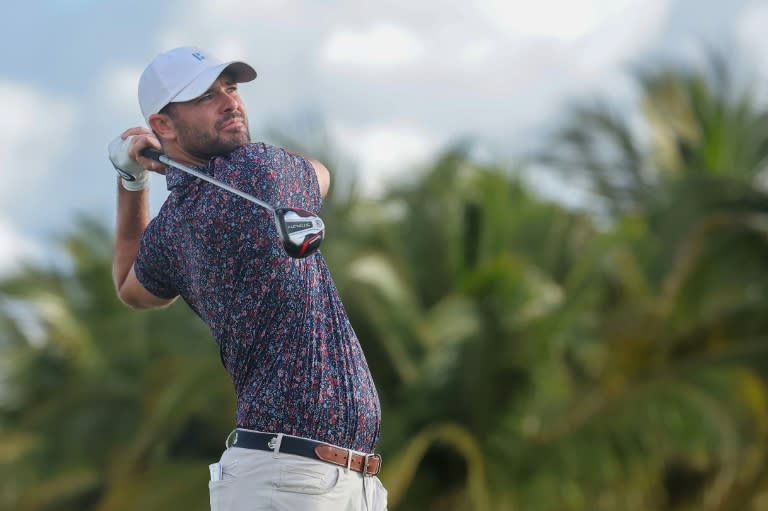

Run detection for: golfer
[[108, 46, 387, 511]]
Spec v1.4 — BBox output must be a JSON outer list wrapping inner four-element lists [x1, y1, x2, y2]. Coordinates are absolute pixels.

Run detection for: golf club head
[[275, 208, 325, 258]]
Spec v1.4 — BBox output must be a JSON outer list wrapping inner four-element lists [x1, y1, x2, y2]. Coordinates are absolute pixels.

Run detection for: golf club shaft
[[141, 148, 276, 213]]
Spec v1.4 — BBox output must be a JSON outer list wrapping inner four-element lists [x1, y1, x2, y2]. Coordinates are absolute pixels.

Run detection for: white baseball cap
[[138, 46, 257, 123]]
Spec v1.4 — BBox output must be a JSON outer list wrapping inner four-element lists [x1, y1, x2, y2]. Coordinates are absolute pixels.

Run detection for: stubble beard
[[175, 114, 251, 161]]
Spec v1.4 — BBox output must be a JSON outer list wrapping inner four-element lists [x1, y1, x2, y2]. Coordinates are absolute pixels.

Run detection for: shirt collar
[[165, 145, 249, 191]]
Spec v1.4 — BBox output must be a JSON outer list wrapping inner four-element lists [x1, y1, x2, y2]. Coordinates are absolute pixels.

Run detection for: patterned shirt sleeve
[[233, 146, 322, 214], [287, 151, 322, 214], [134, 217, 179, 299]]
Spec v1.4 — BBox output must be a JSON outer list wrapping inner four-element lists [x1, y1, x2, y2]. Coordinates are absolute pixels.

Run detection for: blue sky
[[1, 0, 766, 274]]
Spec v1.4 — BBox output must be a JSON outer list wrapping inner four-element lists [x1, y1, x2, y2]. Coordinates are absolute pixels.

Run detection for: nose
[[221, 91, 240, 113]]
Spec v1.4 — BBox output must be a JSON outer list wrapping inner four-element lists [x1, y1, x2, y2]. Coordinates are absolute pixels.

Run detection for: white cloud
[[0, 82, 76, 208], [330, 121, 440, 197], [197, 0, 307, 24], [99, 66, 142, 116], [0, 218, 42, 277], [311, 0, 668, 103], [459, 39, 496, 64], [121, 0, 670, 171], [478, 0, 666, 46], [156, 0, 669, 97], [736, 0, 768, 44], [736, 1, 768, 85], [469, 0, 670, 83], [478, 0, 604, 41], [323, 23, 426, 70], [0, 81, 74, 274], [569, 0, 670, 76]]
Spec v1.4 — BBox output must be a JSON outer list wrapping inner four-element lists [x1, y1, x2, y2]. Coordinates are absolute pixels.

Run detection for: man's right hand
[[108, 128, 167, 191]]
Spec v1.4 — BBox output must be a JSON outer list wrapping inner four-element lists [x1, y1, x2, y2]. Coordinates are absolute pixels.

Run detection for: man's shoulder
[[229, 142, 293, 163]]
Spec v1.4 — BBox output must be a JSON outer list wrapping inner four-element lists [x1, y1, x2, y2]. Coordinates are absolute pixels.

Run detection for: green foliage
[[2, 53, 768, 511], [0, 218, 230, 511]]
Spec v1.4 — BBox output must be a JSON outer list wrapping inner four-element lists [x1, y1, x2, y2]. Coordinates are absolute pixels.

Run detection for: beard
[[174, 113, 251, 161]]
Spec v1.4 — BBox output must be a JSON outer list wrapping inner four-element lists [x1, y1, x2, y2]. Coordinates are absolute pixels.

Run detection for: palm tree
[[0, 217, 233, 511], [527, 54, 768, 510], [327, 148, 605, 510], [332, 56, 768, 510], [4, 53, 768, 511]]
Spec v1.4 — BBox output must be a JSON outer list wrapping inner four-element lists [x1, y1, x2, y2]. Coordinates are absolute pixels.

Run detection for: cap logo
[[191, 51, 206, 62]]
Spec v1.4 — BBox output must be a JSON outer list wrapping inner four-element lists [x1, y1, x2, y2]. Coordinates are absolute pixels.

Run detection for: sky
[[1, 0, 766, 275]]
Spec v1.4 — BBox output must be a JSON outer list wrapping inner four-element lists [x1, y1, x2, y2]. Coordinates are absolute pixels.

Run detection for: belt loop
[[225, 429, 238, 449], [346, 449, 353, 472], [270, 433, 284, 458], [363, 453, 382, 476]]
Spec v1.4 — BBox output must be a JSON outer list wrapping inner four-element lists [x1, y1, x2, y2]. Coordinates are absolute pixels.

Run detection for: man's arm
[[111, 128, 177, 310], [285, 149, 330, 199], [306, 158, 330, 199], [112, 179, 177, 309]]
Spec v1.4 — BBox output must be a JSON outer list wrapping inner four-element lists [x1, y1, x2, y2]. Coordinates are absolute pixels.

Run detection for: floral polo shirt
[[134, 143, 381, 452]]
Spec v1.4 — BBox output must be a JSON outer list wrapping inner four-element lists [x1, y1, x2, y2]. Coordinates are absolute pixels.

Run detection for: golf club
[[140, 148, 325, 259]]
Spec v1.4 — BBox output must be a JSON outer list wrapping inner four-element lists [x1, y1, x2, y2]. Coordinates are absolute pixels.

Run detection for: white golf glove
[[108, 135, 149, 191]]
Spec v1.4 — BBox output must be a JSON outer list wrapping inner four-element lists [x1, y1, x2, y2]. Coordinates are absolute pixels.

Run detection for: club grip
[[140, 148, 165, 161]]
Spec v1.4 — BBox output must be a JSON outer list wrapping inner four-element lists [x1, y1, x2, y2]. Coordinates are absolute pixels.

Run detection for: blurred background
[[2, 0, 768, 509]]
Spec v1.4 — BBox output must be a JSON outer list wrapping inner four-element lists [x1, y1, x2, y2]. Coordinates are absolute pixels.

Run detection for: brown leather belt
[[231, 429, 382, 476]]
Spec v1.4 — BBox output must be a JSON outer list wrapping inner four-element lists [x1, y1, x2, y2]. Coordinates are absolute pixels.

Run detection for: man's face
[[167, 73, 251, 160]]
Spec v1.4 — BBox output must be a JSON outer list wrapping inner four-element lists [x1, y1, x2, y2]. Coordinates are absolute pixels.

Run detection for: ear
[[148, 113, 177, 142]]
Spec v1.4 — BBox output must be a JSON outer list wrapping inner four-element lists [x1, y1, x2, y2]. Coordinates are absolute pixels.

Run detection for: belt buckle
[[363, 453, 382, 476]]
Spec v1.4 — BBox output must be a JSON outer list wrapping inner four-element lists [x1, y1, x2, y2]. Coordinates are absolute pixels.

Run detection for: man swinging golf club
[[108, 46, 387, 511]]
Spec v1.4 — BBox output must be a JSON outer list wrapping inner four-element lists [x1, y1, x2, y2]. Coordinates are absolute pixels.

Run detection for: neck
[[163, 144, 210, 169]]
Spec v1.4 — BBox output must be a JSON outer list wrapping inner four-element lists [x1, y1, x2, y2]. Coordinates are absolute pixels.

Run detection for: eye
[[197, 92, 214, 102]]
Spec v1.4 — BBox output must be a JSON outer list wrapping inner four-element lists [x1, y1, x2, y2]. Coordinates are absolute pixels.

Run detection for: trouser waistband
[[229, 428, 382, 476]]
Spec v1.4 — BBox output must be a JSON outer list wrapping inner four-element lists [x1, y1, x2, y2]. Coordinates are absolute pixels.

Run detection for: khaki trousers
[[209, 446, 388, 511]]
